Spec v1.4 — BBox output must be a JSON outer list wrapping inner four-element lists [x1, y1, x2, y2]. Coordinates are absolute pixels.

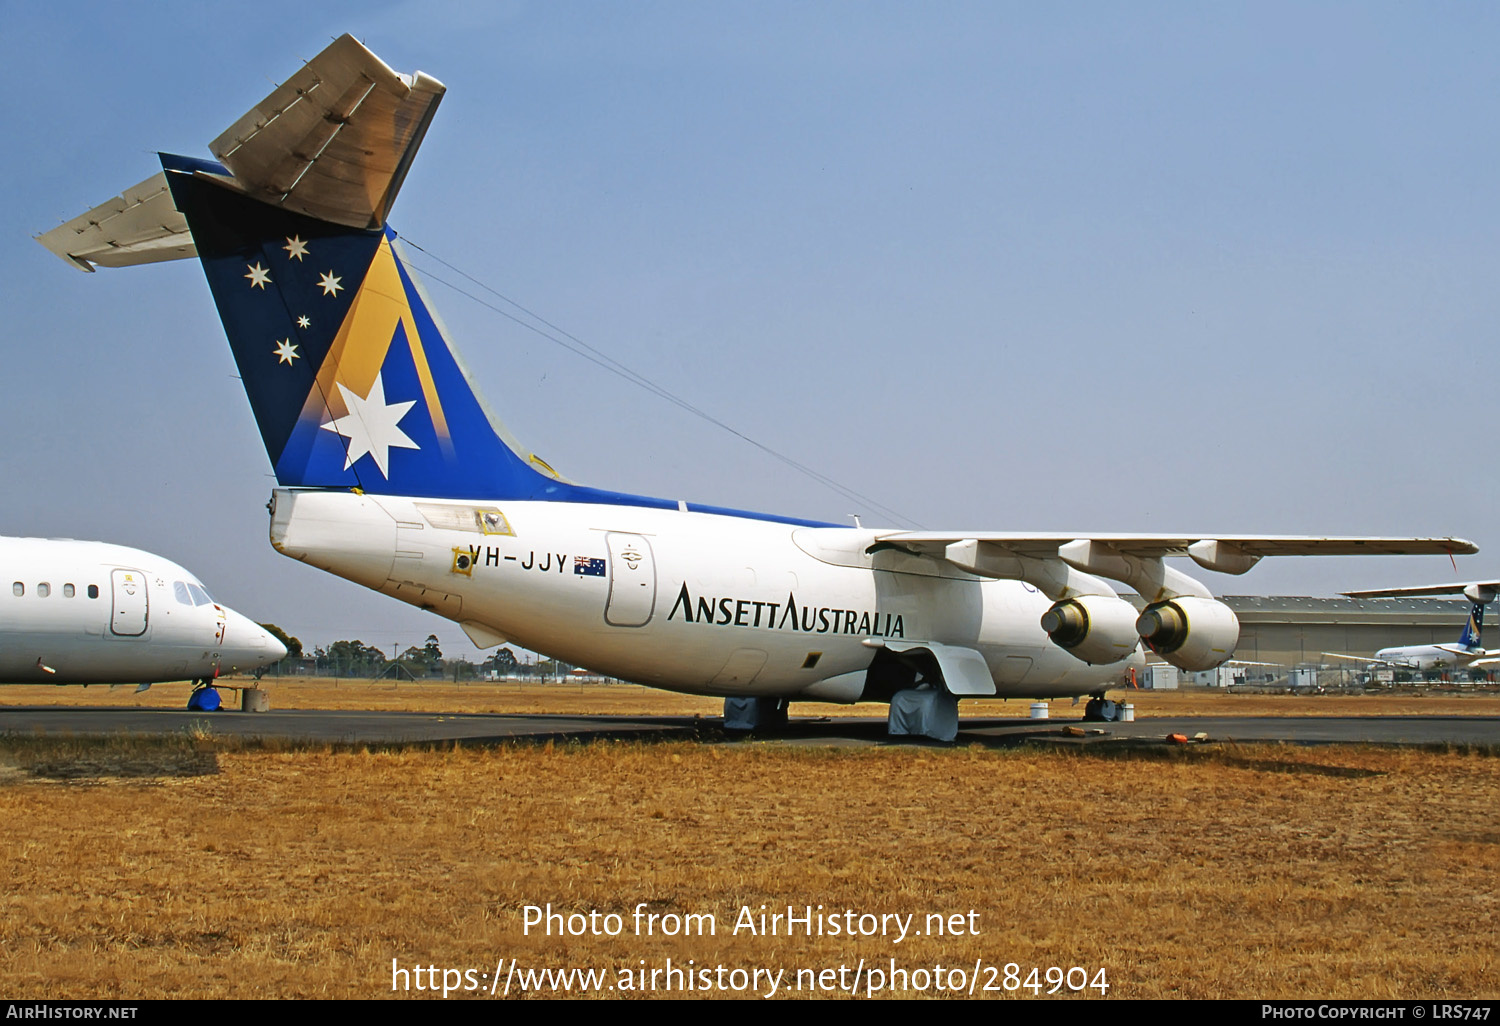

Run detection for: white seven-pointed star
[[296, 315, 311, 329], [318, 271, 344, 297], [272, 339, 300, 365], [319, 373, 419, 478], [245, 262, 271, 289], [284, 236, 309, 261]]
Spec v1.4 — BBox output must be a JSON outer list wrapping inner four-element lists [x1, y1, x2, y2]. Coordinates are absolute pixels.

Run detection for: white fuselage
[[0, 537, 286, 684], [1372, 645, 1471, 672], [271, 489, 1142, 700]]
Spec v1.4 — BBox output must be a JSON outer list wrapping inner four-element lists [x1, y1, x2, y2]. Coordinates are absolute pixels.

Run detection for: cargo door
[[110, 568, 148, 637], [604, 533, 656, 627]]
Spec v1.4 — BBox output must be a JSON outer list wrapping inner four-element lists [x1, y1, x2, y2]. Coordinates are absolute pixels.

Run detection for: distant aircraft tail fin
[[1457, 601, 1484, 652]]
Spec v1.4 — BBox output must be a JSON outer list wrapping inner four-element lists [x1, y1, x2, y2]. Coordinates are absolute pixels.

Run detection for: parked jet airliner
[[0, 537, 287, 690], [37, 35, 1476, 738], [1327, 580, 1500, 672]]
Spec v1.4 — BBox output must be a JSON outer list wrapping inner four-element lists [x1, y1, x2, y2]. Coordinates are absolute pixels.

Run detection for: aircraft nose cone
[[224, 610, 286, 666]]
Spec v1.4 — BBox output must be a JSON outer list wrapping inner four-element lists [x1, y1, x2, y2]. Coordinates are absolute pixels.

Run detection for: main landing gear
[[722, 696, 789, 732], [1082, 694, 1125, 722]]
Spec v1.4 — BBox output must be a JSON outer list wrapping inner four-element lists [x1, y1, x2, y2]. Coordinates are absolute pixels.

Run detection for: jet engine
[[1040, 595, 1141, 665], [1134, 597, 1240, 671]]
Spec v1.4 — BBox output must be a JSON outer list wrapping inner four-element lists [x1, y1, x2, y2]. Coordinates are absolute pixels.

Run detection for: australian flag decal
[[574, 557, 607, 577]]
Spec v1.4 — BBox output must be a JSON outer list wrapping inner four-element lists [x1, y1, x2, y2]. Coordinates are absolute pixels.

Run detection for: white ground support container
[[1143, 664, 1179, 690], [1289, 668, 1319, 690], [1214, 665, 1247, 688]]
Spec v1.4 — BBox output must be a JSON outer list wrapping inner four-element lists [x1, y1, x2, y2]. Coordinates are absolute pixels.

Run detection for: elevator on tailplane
[[38, 34, 1476, 739]]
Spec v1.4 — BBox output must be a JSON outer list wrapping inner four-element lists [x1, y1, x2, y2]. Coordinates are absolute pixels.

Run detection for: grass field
[[1, 683, 1496, 1000]]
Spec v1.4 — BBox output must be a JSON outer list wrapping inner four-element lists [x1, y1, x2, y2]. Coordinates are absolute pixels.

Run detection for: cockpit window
[[174, 582, 193, 606], [186, 583, 213, 606]]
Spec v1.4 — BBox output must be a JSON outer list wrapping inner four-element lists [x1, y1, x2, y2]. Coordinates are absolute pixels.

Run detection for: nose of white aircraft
[[222, 608, 288, 669]]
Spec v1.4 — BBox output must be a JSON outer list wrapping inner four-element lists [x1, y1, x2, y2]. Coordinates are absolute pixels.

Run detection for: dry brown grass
[[0, 736, 1495, 1000], [5, 676, 1499, 719]]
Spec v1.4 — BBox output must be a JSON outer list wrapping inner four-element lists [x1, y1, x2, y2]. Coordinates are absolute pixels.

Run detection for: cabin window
[[174, 581, 193, 606], [63, 584, 75, 598], [87, 584, 99, 599], [37, 583, 50, 598], [11, 582, 21, 597]]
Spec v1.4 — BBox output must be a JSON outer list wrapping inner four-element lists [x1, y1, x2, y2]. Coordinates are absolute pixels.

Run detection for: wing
[[879, 533, 1476, 564], [872, 532, 1475, 601]]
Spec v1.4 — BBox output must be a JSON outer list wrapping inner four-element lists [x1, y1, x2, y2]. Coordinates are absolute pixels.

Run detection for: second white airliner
[[0, 537, 286, 691]]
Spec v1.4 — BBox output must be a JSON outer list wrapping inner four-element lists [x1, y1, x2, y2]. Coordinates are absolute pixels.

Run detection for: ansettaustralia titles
[[524, 903, 978, 944], [667, 585, 906, 638]]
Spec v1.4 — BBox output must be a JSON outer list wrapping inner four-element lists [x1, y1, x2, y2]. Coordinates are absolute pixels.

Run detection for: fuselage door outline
[[604, 533, 656, 628], [109, 568, 149, 637]]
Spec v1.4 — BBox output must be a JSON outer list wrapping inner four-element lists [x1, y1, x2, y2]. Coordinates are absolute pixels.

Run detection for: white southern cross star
[[272, 338, 300, 365], [283, 236, 309, 261], [245, 262, 271, 289], [319, 373, 419, 478], [296, 315, 311, 329], [318, 271, 344, 297]]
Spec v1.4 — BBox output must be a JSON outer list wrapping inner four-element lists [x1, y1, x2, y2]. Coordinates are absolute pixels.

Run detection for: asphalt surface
[[1, 705, 1497, 748]]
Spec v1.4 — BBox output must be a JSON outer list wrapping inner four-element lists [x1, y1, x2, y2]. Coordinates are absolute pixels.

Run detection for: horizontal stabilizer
[[209, 33, 445, 229], [36, 172, 194, 271]]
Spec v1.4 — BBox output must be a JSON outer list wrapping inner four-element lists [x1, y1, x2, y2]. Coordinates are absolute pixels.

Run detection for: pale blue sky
[[4, 3, 1497, 659]]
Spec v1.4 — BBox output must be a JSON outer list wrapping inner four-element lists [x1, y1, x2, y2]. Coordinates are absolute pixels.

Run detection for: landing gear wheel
[[1083, 697, 1106, 721]]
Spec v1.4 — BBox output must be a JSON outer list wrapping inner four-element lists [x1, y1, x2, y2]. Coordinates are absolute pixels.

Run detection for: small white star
[[272, 339, 300, 365], [245, 262, 271, 289], [283, 236, 309, 261], [318, 271, 344, 297], [320, 373, 420, 478], [296, 315, 311, 329]]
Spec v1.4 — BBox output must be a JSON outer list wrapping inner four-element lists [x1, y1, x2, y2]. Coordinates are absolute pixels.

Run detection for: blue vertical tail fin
[[161, 156, 579, 501], [1457, 601, 1484, 652]]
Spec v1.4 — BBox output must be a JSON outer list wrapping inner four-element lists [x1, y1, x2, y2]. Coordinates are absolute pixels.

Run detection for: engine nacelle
[[1134, 597, 1240, 672], [1040, 595, 1141, 665]]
